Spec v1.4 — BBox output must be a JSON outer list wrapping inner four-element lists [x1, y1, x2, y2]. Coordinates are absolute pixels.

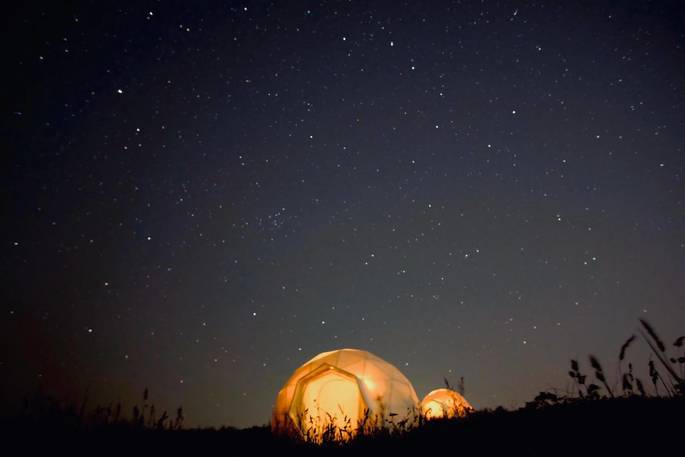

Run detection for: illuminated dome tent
[[420, 388, 473, 420], [272, 348, 419, 441]]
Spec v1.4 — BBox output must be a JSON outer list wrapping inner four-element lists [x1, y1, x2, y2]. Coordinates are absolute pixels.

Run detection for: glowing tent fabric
[[420, 388, 473, 419], [271, 348, 419, 441]]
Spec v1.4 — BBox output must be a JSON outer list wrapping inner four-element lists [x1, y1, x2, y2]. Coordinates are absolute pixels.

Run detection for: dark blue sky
[[2, 1, 684, 427]]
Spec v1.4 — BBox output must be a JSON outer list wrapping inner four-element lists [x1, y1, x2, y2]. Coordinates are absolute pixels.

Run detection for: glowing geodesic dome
[[271, 348, 419, 441], [420, 388, 473, 419]]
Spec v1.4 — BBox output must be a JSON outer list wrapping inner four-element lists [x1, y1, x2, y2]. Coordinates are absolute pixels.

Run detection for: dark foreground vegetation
[[5, 395, 683, 456], [4, 319, 684, 456]]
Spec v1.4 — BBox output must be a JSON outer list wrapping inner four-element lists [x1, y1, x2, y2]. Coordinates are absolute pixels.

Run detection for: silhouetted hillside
[[4, 395, 683, 456]]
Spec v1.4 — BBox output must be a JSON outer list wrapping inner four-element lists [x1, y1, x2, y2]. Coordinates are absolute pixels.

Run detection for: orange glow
[[271, 348, 420, 442], [292, 368, 364, 435], [420, 388, 473, 419], [362, 377, 376, 391]]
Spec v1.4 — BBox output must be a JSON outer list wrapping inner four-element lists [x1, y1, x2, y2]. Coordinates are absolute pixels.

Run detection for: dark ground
[[4, 396, 683, 456]]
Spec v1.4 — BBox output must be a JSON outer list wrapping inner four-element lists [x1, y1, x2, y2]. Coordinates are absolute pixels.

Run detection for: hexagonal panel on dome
[[288, 364, 367, 436]]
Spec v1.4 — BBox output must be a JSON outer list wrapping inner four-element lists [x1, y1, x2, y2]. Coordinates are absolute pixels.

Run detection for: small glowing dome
[[271, 348, 419, 441], [420, 388, 473, 420]]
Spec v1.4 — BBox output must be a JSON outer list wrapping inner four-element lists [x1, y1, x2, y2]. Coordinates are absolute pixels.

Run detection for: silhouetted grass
[[3, 319, 683, 456], [10, 386, 184, 433], [5, 396, 682, 456]]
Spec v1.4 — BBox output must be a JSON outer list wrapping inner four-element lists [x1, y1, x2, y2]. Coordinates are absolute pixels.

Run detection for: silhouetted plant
[[619, 335, 636, 362], [621, 363, 635, 396], [589, 355, 614, 398], [640, 319, 685, 395], [648, 359, 669, 396], [672, 335, 685, 386], [525, 391, 563, 409], [566, 319, 683, 400], [156, 410, 169, 429], [174, 407, 184, 430], [635, 377, 647, 396], [568, 359, 587, 397], [13, 387, 183, 432]]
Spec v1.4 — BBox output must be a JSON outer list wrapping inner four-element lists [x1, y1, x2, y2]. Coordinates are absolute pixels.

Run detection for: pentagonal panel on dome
[[288, 364, 367, 437]]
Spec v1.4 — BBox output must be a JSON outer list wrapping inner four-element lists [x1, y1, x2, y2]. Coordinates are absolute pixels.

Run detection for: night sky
[[2, 1, 685, 428]]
